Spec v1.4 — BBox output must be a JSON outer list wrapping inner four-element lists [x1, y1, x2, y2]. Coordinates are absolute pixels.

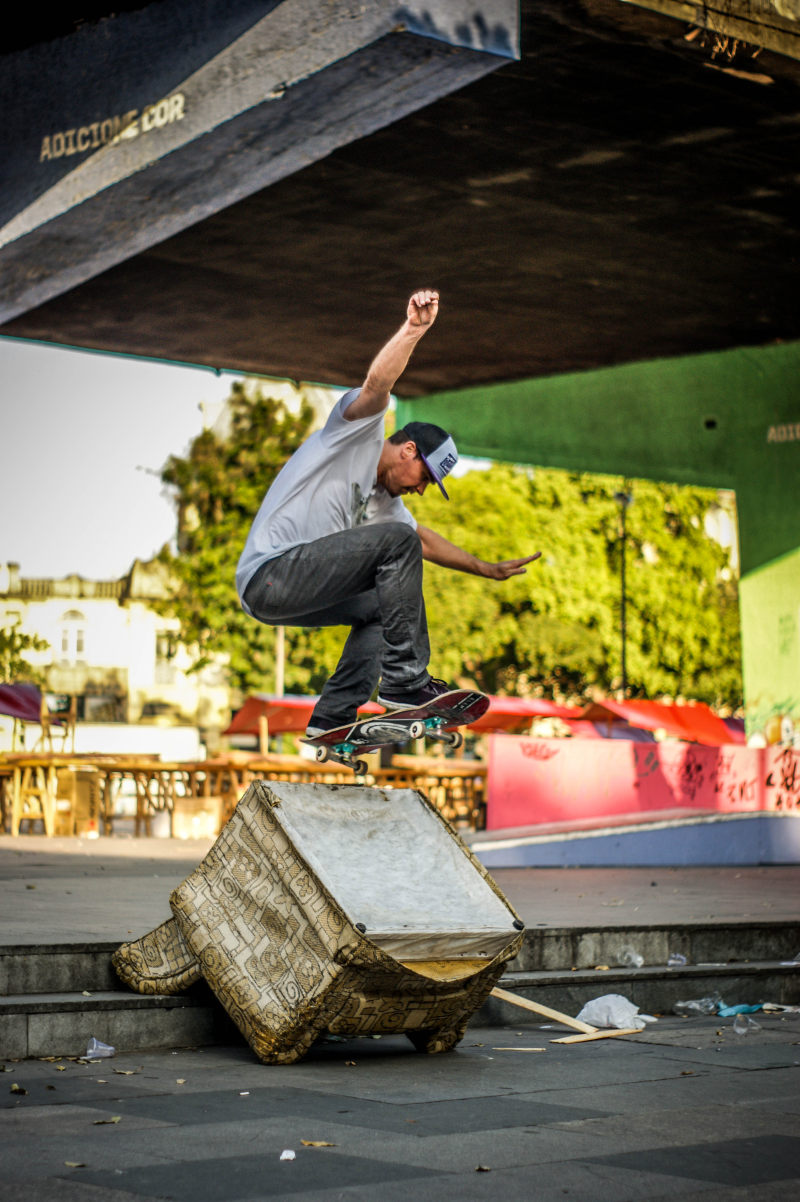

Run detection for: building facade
[[0, 559, 231, 740]]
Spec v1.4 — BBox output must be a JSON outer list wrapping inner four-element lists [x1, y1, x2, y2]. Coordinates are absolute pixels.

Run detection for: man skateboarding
[[236, 290, 539, 737]]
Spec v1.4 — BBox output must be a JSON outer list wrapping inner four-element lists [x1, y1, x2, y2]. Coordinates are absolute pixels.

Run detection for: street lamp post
[[613, 490, 633, 694]]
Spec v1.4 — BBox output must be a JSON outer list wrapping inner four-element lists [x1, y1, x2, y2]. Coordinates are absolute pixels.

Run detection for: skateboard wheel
[[443, 731, 463, 750], [315, 746, 329, 763], [353, 759, 369, 775], [408, 720, 426, 739]]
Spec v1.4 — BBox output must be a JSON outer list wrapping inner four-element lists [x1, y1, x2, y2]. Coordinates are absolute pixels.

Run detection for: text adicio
[[766, 423, 800, 444], [39, 94, 186, 162]]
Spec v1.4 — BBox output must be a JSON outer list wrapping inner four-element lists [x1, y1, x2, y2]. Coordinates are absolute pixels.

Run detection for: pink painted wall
[[486, 736, 800, 831]]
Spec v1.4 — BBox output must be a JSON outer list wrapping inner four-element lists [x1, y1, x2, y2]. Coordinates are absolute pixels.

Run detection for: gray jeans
[[243, 522, 430, 726]]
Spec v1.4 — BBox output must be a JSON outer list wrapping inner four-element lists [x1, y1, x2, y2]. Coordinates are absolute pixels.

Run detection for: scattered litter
[[280, 1150, 296, 1161], [780, 953, 800, 966], [56, 1066, 66, 1072], [85, 1038, 115, 1060], [475, 1165, 491, 1172], [239, 1091, 250, 1097], [64, 1162, 86, 1169], [733, 1014, 761, 1035], [763, 1002, 800, 1013], [618, 947, 644, 968], [576, 995, 656, 1031], [718, 1003, 762, 1017], [176, 1079, 186, 1085], [668, 953, 688, 967], [673, 993, 724, 1016], [301, 1140, 336, 1147], [93, 1116, 121, 1125], [113, 1069, 138, 1076], [10, 1084, 27, 1095], [345, 1060, 357, 1066], [82, 991, 92, 998], [594, 965, 610, 971]]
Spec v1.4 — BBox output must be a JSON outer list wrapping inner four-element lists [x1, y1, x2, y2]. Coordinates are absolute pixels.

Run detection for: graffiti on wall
[[487, 735, 800, 829], [766, 745, 800, 810]]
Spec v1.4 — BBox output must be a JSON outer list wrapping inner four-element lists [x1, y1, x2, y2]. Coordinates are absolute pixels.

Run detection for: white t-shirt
[[236, 388, 416, 612]]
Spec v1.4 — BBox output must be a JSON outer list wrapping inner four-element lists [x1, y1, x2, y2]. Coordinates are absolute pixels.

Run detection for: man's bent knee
[[386, 522, 422, 560]]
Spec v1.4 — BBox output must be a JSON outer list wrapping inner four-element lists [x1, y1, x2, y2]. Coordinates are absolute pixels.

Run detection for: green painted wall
[[397, 341, 800, 737], [739, 548, 800, 743]]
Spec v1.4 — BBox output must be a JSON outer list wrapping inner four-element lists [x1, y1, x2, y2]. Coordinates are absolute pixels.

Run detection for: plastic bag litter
[[618, 947, 644, 968], [733, 1014, 761, 1035], [667, 952, 688, 967], [718, 1003, 762, 1017], [576, 994, 656, 1030], [85, 1038, 116, 1060], [673, 993, 724, 1016]]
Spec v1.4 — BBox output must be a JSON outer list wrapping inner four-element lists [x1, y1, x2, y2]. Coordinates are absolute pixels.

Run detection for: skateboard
[[301, 689, 490, 774]]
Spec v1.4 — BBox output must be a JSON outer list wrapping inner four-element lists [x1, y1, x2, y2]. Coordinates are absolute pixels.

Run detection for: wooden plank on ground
[[490, 987, 597, 1034], [550, 1027, 643, 1044]]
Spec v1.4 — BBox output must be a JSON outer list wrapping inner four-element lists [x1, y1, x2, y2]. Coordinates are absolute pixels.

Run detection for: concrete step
[[0, 942, 120, 996], [0, 984, 239, 1060], [479, 961, 800, 1027], [2, 932, 798, 1060], [3, 920, 798, 997], [507, 920, 800, 973]]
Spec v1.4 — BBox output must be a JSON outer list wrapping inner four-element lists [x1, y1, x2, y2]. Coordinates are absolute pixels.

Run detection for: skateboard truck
[[314, 716, 427, 774], [313, 742, 370, 775], [304, 689, 488, 775], [420, 716, 463, 751], [313, 714, 462, 773]]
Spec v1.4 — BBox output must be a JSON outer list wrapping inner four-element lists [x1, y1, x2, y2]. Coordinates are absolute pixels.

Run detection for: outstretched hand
[[407, 289, 439, 327], [482, 551, 542, 580]]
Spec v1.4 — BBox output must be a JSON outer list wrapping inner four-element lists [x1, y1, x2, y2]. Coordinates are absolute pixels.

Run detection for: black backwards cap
[[400, 421, 459, 499]]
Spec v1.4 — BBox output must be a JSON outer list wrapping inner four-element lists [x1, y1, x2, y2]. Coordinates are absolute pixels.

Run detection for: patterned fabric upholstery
[[115, 780, 523, 1064], [112, 916, 200, 994]]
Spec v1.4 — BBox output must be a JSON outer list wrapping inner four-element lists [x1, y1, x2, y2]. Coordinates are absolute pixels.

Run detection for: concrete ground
[[2, 1015, 799, 1201], [2, 834, 799, 943], [1, 836, 799, 1200]]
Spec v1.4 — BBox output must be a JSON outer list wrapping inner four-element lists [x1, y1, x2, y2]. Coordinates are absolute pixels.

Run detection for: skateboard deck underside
[[301, 690, 489, 766]]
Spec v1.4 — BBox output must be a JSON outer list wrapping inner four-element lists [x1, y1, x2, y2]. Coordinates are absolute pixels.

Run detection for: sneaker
[[377, 677, 452, 711], [305, 715, 348, 738]]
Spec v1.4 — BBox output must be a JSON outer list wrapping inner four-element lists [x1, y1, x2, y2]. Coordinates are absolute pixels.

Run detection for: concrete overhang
[[1, 0, 799, 393]]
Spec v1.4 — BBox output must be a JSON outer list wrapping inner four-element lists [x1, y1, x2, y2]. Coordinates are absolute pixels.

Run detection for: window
[[59, 610, 86, 664], [155, 628, 178, 684]]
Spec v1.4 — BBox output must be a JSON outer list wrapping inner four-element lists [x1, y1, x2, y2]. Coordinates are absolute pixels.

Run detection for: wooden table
[[0, 750, 489, 836], [1, 754, 102, 836]]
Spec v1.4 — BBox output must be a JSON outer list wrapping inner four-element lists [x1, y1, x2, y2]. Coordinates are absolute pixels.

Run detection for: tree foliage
[[0, 624, 49, 686], [409, 465, 741, 707], [159, 384, 742, 709], [158, 382, 317, 697]]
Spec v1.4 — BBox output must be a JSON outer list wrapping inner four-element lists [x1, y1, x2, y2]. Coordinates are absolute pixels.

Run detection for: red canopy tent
[[225, 694, 583, 739], [0, 683, 44, 724], [468, 696, 581, 733], [224, 693, 740, 748], [223, 695, 383, 737], [578, 698, 743, 746]]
